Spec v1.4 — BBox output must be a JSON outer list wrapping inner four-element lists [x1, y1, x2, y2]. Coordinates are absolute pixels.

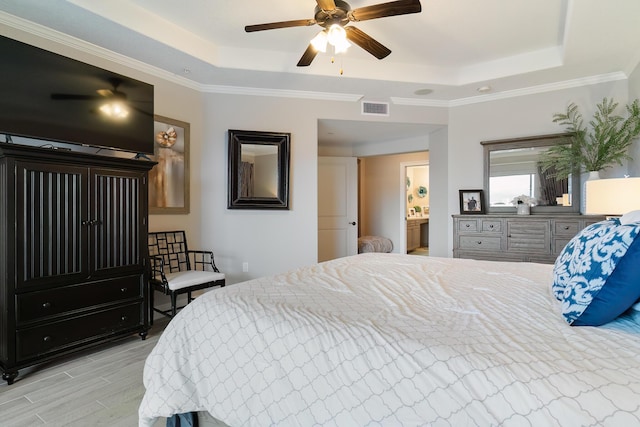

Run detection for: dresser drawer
[[17, 275, 143, 324], [16, 302, 143, 362], [459, 235, 502, 251], [458, 219, 478, 232], [481, 219, 502, 232], [554, 238, 572, 254], [554, 220, 580, 236]]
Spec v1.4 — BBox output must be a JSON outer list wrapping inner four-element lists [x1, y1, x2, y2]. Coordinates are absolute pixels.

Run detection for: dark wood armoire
[[0, 143, 155, 384]]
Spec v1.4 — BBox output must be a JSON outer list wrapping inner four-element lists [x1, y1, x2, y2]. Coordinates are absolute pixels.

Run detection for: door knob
[[349, 221, 356, 226]]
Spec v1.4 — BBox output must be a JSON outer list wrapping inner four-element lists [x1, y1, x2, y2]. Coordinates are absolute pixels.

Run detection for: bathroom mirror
[[481, 133, 580, 213], [228, 129, 290, 209]]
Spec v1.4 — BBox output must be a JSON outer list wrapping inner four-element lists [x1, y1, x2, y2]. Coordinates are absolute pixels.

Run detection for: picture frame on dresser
[[459, 189, 485, 214]]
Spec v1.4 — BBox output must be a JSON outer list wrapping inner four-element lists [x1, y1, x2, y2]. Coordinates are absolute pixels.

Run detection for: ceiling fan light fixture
[[311, 31, 328, 52], [99, 101, 129, 119], [327, 24, 347, 46], [333, 38, 351, 54]]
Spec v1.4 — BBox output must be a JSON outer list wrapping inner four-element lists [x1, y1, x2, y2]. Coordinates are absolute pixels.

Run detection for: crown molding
[[200, 84, 363, 102], [448, 72, 628, 107]]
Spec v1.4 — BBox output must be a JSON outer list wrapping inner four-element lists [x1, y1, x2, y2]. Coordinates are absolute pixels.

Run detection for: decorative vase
[[581, 170, 601, 213], [516, 203, 530, 215]]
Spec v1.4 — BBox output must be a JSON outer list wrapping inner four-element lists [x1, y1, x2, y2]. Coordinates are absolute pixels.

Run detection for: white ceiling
[[1, 0, 640, 147]]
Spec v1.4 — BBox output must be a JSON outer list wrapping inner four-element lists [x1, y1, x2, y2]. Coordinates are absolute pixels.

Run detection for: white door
[[318, 157, 358, 262]]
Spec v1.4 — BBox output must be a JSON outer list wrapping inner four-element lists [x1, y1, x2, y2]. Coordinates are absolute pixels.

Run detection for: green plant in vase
[[540, 97, 640, 179]]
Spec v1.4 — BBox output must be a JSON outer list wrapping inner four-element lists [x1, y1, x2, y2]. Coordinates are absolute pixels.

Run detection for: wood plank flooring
[[0, 317, 170, 427]]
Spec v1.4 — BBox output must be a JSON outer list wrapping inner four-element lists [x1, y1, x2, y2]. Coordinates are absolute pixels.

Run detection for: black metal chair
[[148, 231, 225, 324]]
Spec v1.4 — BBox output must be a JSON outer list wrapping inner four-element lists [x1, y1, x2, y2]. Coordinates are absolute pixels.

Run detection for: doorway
[[403, 162, 429, 255]]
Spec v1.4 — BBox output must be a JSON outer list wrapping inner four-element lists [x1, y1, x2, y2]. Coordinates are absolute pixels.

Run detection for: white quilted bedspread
[[139, 253, 640, 426]]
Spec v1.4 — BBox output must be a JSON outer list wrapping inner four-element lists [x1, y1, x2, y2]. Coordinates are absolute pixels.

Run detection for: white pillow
[[621, 210, 640, 225]]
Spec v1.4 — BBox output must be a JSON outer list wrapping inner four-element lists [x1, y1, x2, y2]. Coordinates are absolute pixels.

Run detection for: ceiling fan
[[245, 0, 422, 66]]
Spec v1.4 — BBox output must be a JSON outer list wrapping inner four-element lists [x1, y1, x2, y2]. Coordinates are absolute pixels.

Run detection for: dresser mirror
[[227, 129, 290, 209], [481, 133, 580, 213]]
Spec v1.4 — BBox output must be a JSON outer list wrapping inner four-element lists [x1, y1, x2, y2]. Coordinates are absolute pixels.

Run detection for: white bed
[[139, 253, 640, 426]]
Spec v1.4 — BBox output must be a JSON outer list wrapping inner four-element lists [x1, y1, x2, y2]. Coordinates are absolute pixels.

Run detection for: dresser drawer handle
[[476, 241, 482, 245], [42, 302, 51, 309], [465, 224, 470, 228], [120, 287, 127, 293], [489, 224, 494, 229], [563, 226, 570, 230], [121, 316, 128, 322], [43, 336, 52, 342]]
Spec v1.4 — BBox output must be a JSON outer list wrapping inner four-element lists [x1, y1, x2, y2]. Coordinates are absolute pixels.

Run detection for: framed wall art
[[459, 189, 485, 214], [149, 115, 190, 214]]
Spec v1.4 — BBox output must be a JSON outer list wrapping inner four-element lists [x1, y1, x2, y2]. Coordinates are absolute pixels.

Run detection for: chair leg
[[188, 291, 193, 303], [171, 293, 178, 317]]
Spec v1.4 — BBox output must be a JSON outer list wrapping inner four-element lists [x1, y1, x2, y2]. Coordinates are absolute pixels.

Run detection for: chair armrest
[[187, 250, 222, 272], [149, 255, 169, 286]]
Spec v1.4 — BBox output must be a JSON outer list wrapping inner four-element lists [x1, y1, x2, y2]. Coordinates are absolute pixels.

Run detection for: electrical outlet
[[242, 262, 249, 273]]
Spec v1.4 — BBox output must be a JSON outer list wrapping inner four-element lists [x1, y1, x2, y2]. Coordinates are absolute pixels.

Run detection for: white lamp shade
[[585, 177, 640, 215]]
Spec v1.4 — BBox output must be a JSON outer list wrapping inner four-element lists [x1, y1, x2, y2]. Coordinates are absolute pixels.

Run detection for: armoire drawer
[[16, 302, 143, 361], [17, 275, 143, 324]]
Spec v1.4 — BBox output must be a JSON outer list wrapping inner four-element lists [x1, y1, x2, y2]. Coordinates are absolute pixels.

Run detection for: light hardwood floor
[[0, 317, 170, 427]]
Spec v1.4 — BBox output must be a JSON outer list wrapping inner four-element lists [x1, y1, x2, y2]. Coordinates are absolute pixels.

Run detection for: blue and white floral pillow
[[552, 219, 640, 326], [551, 219, 620, 300]]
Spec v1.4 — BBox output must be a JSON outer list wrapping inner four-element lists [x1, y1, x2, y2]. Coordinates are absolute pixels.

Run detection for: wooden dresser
[[452, 214, 605, 263], [0, 143, 155, 384]]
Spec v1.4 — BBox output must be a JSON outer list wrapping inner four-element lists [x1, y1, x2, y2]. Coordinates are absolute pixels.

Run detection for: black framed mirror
[[481, 133, 580, 214], [228, 129, 291, 210]]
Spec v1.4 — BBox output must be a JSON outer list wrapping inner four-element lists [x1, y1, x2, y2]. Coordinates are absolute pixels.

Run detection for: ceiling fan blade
[[96, 89, 115, 97], [316, 0, 337, 11], [350, 0, 421, 22], [245, 19, 316, 32], [297, 44, 319, 67], [51, 94, 99, 100], [345, 26, 391, 59]]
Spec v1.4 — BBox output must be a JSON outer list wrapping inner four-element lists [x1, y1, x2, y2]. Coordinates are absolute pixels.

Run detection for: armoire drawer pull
[[476, 241, 482, 245], [42, 302, 51, 309], [43, 336, 52, 342], [465, 224, 470, 228], [120, 287, 127, 293], [121, 316, 128, 322]]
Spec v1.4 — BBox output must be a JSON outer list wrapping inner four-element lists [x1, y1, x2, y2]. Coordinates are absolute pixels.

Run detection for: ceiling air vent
[[361, 101, 389, 116]]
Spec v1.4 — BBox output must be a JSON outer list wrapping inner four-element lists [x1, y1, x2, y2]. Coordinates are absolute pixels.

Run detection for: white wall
[[628, 62, 640, 177], [199, 95, 446, 283]]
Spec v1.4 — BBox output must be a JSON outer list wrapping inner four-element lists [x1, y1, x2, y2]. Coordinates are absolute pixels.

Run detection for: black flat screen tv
[[0, 35, 154, 155]]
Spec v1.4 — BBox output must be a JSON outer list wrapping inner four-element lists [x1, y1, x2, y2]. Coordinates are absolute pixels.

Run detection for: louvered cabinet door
[[90, 168, 147, 278], [15, 162, 89, 290]]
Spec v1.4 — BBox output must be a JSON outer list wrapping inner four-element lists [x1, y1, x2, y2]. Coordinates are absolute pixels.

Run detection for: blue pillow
[[557, 221, 640, 326], [551, 219, 620, 300]]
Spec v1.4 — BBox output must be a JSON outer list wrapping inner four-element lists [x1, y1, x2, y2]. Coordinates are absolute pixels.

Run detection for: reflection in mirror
[[482, 134, 580, 213], [228, 130, 290, 210], [240, 144, 279, 198]]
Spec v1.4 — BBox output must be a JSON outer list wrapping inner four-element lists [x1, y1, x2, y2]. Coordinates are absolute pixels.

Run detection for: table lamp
[[585, 177, 640, 216]]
